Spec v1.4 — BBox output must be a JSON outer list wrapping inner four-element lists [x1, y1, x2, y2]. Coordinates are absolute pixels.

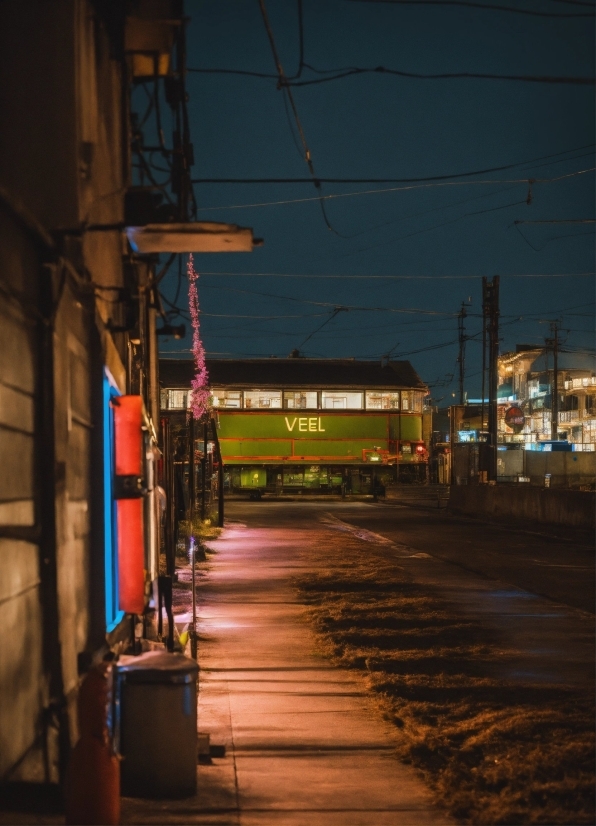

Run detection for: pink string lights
[[187, 255, 210, 420]]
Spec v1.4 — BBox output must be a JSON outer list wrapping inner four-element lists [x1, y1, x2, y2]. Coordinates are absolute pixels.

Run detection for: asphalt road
[[330, 500, 595, 615], [223, 499, 594, 690]]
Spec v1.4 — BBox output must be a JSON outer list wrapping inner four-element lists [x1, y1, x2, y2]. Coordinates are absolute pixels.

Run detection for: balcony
[[564, 377, 596, 390]]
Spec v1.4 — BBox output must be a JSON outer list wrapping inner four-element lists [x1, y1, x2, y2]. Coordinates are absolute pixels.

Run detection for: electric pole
[[546, 321, 561, 441], [457, 302, 467, 405], [482, 276, 500, 481]]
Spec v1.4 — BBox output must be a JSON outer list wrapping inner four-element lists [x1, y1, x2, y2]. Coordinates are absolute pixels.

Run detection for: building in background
[[498, 346, 596, 451], [160, 358, 429, 494], [449, 345, 596, 487]]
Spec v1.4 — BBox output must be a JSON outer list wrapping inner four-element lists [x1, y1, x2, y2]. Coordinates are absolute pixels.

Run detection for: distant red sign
[[504, 405, 525, 433]]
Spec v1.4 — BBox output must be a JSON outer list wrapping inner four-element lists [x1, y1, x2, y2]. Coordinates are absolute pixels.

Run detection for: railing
[[564, 377, 596, 390], [558, 410, 595, 423]]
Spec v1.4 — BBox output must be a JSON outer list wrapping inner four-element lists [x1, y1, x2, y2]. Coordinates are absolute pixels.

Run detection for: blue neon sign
[[103, 368, 124, 633]]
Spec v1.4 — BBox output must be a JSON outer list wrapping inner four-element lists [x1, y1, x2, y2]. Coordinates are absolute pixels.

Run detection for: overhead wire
[[192, 143, 595, 185], [199, 282, 459, 315], [188, 63, 595, 84], [194, 271, 596, 279], [282, 66, 595, 87], [194, 166, 595, 212], [341, 0, 594, 17], [257, 0, 343, 235], [297, 306, 347, 349], [514, 223, 595, 251], [345, 196, 528, 257]]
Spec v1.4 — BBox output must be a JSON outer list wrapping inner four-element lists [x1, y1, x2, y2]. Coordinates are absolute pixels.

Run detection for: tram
[[160, 357, 429, 495]]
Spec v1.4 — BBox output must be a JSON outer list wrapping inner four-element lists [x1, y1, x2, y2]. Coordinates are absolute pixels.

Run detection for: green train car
[[160, 358, 429, 495]]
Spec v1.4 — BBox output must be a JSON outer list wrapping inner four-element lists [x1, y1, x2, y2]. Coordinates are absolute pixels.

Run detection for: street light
[[126, 222, 264, 254]]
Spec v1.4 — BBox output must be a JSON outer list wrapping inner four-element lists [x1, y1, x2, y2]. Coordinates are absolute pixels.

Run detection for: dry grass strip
[[296, 539, 595, 825]]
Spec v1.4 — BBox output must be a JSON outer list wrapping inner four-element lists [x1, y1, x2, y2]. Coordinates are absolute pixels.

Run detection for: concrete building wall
[[0, 0, 129, 782], [0, 211, 45, 781], [448, 485, 595, 529]]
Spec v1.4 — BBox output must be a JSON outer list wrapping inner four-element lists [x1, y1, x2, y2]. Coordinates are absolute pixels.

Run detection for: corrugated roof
[[159, 358, 427, 391]]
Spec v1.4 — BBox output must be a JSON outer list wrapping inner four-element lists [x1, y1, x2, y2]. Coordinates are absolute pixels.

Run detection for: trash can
[[114, 650, 198, 798]]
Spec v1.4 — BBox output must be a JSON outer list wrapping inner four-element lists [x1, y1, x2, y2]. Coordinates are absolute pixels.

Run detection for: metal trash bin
[[115, 650, 198, 798]]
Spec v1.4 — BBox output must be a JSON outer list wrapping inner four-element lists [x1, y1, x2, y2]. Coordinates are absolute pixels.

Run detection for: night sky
[[155, 0, 595, 402]]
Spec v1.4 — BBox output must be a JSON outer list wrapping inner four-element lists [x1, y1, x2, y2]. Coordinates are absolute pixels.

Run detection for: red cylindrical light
[[116, 499, 145, 614], [115, 396, 143, 477], [113, 396, 145, 615]]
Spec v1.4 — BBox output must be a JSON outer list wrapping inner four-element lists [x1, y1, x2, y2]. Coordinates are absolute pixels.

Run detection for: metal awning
[[126, 222, 263, 253]]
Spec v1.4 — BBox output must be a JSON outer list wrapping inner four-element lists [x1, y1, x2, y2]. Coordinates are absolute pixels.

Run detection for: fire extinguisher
[[64, 662, 120, 825]]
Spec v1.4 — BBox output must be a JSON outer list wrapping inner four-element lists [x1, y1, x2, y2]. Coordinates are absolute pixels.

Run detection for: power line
[[188, 65, 595, 84], [514, 222, 595, 251], [257, 0, 341, 235], [189, 62, 595, 87], [285, 66, 595, 87], [345, 197, 527, 257], [199, 282, 460, 315], [193, 271, 596, 279], [195, 166, 595, 211], [297, 306, 348, 349], [191, 144, 596, 184], [342, 0, 594, 17], [515, 218, 595, 224], [201, 311, 329, 319]]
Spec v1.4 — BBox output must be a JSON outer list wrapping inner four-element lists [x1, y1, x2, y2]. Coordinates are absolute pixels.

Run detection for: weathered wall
[[497, 450, 596, 485], [448, 485, 595, 529], [0, 0, 128, 783], [0, 208, 47, 781], [524, 451, 596, 487]]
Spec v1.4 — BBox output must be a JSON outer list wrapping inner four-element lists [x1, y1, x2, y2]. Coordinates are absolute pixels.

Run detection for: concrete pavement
[[123, 506, 451, 825]]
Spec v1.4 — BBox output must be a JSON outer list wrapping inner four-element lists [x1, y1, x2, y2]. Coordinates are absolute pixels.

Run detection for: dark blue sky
[[156, 0, 595, 401]]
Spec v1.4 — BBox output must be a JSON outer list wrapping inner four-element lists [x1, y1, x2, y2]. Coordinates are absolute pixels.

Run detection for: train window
[[211, 388, 242, 408], [321, 391, 363, 409], [400, 391, 423, 412], [284, 391, 318, 409], [365, 391, 400, 410], [283, 469, 304, 486], [244, 389, 282, 409], [167, 389, 188, 409]]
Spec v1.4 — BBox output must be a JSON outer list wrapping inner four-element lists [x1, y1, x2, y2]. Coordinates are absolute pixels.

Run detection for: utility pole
[[483, 276, 500, 481], [546, 321, 561, 441], [210, 417, 225, 527], [188, 414, 197, 659], [457, 301, 467, 405], [201, 421, 207, 520]]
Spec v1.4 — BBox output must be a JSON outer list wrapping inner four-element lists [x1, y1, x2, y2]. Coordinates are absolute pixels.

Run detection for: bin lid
[[116, 651, 198, 684]]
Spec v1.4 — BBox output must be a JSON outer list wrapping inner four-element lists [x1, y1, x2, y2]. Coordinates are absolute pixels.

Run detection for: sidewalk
[[123, 507, 450, 825]]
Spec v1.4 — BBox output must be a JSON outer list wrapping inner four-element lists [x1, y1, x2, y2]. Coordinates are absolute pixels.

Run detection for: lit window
[[244, 389, 282, 409], [211, 388, 242, 408], [400, 391, 424, 412], [284, 391, 318, 409], [365, 391, 400, 410], [167, 389, 188, 409], [321, 391, 363, 409]]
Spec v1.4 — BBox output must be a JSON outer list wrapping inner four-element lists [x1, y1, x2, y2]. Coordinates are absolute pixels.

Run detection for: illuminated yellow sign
[[284, 417, 325, 433]]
